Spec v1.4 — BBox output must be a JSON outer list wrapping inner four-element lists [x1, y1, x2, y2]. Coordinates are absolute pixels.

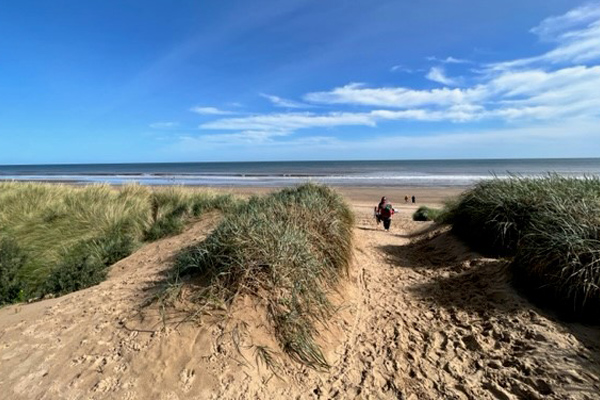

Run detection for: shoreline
[[0, 180, 465, 206]]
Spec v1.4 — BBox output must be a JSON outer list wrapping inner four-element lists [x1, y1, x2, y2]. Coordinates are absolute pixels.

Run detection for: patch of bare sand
[[2, 203, 600, 399]]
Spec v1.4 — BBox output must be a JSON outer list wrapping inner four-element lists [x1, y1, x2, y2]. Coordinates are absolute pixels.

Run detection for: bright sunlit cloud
[[259, 93, 312, 108], [196, 2, 600, 152], [149, 121, 179, 129], [425, 66, 460, 86], [190, 106, 235, 115], [426, 56, 471, 64]]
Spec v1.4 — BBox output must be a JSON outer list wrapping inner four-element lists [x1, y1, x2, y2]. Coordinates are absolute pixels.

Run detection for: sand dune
[[1, 203, 600, 399]]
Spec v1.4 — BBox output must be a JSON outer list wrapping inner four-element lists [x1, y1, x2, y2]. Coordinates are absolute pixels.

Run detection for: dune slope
[[1, 207, 600, 399]]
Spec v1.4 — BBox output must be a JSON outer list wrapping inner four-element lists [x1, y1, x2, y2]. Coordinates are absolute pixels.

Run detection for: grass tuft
[[443, 174, 600, 318], [173, 184, 354, 369], [412, 206, 443, 222], [0, 182, 235, 303], [0, 238, 27, 304]]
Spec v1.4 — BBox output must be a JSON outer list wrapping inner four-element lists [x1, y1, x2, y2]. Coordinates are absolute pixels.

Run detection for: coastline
[[3, 157, 599, 189], [0, 180, 465, 206]]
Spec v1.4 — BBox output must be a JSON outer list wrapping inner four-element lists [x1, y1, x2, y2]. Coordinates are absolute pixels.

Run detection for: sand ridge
[[1, 204, 600, 399]]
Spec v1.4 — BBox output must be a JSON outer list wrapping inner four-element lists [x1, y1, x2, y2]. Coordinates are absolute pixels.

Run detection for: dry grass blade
[[254, 345, 283, 380], [172, 184, 354, 369]]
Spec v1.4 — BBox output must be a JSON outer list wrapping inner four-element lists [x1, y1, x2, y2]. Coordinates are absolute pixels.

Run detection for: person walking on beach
[[377, 196, 395, 231], [404, 195, 409, 203], [411, 195, 416, 204]]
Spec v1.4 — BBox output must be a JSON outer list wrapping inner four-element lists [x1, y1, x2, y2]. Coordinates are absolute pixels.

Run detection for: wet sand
[[208, 185, 465, 205]]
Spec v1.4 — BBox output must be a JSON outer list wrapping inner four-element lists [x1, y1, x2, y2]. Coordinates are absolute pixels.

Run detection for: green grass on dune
[[0, 182, 236, 304], [412, 206, 443, 222], [443, 175, 600, 319], [172, 184, 354, 369]]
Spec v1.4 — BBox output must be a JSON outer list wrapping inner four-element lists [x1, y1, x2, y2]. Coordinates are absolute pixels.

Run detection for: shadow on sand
[[377, 228, 600, 384]]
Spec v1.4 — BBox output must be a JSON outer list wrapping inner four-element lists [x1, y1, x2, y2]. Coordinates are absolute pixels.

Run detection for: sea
[[1, 158, 600, 187]]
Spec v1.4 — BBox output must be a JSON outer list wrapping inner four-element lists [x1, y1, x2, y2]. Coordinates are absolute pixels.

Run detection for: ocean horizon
[[1, 158, 600, 187]]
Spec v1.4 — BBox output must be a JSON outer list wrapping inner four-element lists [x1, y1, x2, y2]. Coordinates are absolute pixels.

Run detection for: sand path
[[312, 206, 600, 399], [1, 206, 600, 399]]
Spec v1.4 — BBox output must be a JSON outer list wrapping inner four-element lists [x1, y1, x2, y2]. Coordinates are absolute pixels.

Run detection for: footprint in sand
[[179, 368, 196, 392], [93, 376, 120, 393], [461, 334, 483, 352]]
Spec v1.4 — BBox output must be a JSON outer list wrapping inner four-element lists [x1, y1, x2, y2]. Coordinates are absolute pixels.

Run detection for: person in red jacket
[[376, 196, 395, 231]]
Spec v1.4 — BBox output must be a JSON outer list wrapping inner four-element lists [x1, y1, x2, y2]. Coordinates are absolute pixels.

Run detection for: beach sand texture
[[1, 189, 600, 399]]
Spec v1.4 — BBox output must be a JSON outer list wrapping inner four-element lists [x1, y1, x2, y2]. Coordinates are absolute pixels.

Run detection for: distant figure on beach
[[411, 195, 416, 203], [376, 196, 395, 231], [404, 195, 409, 203]]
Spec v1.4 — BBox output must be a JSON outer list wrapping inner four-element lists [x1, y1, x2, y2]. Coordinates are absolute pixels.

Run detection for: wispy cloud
[[174, 133, 339, 153], [149, 121, 179, 129], [427, 56, 471, 64], [191, 129, 290, 144], [489, 3, 600, 70], [195, 4, 600, 148], [304, 82, 485, 108], [425, 66, 460, 86], [302, 65, 600, 120], [198, 107, 488, 136], [530, 3, 600, 42], [174, 120, 600, 160], [190, 106, 234, 115], [201, 112, 376, 131], [204, 64, 600, 133], [260, 93, 311, 108], [390, 64, 413, 73]]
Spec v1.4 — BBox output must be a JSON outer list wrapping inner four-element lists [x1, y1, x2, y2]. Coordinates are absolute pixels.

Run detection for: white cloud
[[190, 129, 291, 144], [490, 3, 600, 69], [203, 63, 600, 133], [199, 107, 488, 136], [531, 3, 600, 42], [174, 133, 339, 151], [304, 82, 486, 108], [302, 64, 600, 122], [425, 66, 460, 86], [488, 66, 600, 119], [149, 121, 179, 129], [190, 106, 234, 115], [192, 3, 600, 150], [172, 120, 600, 160], [259, 93, 311, 108], [201, 111, 377, 131], [427, 56, 471, 64], [390, 64, 413, 73]]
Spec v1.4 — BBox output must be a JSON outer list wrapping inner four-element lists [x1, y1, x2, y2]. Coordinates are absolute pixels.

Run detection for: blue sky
[[1, 0, 599, 164]]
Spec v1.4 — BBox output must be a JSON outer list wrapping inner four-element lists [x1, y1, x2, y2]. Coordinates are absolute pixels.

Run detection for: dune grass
[[0, 182, 236, 304], [412, 206, 443, 222], [443, 175, 600, 318], [172, 184, 354, 369]]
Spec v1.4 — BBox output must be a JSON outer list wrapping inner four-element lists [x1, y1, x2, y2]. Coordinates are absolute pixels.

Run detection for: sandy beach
[[1, 185, 599, 399]]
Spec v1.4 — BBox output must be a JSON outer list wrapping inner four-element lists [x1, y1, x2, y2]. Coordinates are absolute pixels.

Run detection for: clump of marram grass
[[511, 199, 600, 316], [0, 182, 235, 304], [443, 174, 600, 318], [0, 238, 27, 304], [145, 187, 236, 240], [173, 184, 354, 369], [412, 206, 443, 222]]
